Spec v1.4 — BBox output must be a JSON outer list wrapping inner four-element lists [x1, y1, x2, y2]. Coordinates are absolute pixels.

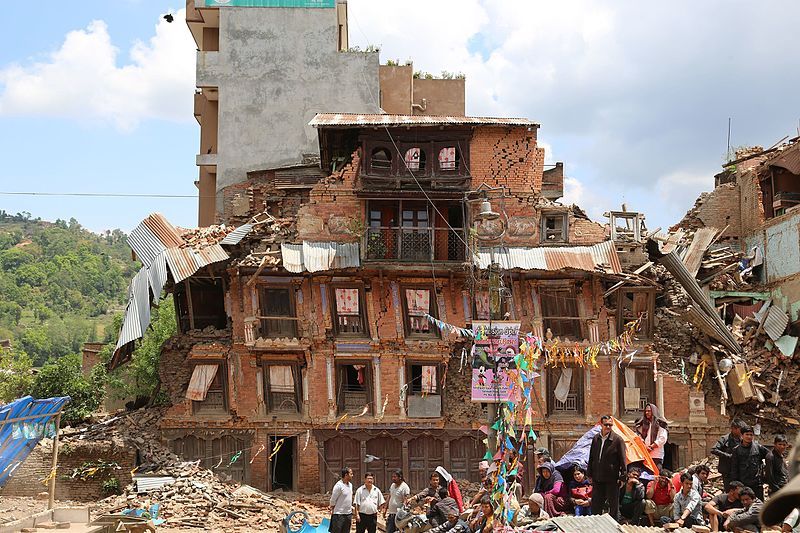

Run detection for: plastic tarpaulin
[[554, 418, 659, 476], [0, 395, 70, 487]]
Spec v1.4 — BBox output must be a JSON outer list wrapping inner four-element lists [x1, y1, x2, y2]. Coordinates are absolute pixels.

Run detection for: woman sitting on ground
[[570, 466, 593, 516], [534, 461, 571, 517]]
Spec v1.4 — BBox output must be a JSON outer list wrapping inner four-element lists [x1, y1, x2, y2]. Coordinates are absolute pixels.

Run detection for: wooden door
[[366, 437, 402, 491], [324, 436, 361, 491], [408, 436, 443, 491], [449, 436, 483, 482]]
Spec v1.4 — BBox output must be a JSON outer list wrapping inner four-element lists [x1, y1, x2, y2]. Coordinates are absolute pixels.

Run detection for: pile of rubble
[[93, 463, 328, 530], [62, 409, 329, 529], [180, 224, 238, 250]]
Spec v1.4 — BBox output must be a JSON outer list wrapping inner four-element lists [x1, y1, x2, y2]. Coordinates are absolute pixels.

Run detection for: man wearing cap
[[478, 460, 490, 482], [535, 448, 551, 468], [730, 425, 768, 500], [588, 415, 627, 518]]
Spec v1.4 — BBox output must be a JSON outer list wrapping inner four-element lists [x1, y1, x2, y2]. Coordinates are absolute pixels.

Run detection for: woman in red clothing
[[569, 467, 593, 516]]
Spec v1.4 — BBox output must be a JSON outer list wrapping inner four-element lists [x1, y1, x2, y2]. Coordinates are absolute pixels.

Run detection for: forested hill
[[0, 211, 136, 365]]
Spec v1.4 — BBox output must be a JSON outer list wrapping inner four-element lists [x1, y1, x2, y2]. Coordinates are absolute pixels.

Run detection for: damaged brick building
[[103, 0, 732, 499]]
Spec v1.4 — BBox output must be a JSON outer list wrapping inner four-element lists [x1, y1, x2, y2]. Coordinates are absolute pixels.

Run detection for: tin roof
[[281, 241, 360, 273], [309, 113, 539, 129], [111, 213, 252, 370], [546, 513, 621, 533], [473, 241, 622, 274]]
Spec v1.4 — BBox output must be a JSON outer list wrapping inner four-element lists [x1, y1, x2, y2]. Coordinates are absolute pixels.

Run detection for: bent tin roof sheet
[[309, 113, 539, 128], [473, 241, 622, 274]]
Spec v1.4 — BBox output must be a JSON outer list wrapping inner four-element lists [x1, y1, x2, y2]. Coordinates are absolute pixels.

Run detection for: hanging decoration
[[267, 439, 284, 461], [227, 450, 243, 467], [250, 444, 266, 464]]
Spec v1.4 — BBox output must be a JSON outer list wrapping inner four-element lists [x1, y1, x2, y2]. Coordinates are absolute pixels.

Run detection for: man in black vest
[[588, 415, 627, 518]]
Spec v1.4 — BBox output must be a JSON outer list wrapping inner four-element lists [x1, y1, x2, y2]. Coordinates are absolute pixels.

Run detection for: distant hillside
[[0, 211, 136, 365]]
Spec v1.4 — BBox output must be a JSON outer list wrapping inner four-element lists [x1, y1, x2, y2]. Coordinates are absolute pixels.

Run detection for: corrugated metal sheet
[[764, 304, 789, 341], [473, 241, 622, 274], [766, 142, 800, 174], [220, 223, 253, 245], [134, 476, 176, 493], [655, 249, 741, 353], [0, 396, 70, 488], [113, 213, 237, 369], [620, 525, 693, 533], [547, 513, 621, 533], [309, 113, 539, 128], [281, 242, 361, 273]]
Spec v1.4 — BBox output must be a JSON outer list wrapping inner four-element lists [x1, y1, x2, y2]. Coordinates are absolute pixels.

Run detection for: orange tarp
[[611, 417, 660, 475]]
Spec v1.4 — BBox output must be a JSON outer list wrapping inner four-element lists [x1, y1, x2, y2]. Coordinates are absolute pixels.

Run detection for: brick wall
[[469, 127, 541, 194], [1, 441, 136, 501]]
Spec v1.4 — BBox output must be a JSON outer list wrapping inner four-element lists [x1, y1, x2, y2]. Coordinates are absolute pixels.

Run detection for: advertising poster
[[470, 321, 521, 402]]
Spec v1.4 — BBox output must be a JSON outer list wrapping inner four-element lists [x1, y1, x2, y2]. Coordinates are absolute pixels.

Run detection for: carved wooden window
[[258, 286, 298, 338], [331, 285, 368, 337], [546, 366, 584, 415], [539, 286, 581, 339], [264, 363, 302, 414], [401, 286, 438, 338]]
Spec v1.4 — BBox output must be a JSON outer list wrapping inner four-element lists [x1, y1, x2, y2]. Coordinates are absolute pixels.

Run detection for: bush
[[101, 477, 121, 495], [31, 353, 104, 425]]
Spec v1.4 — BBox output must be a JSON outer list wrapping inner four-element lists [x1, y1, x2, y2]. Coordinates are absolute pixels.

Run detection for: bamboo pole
[[48, 412, 62, 510]]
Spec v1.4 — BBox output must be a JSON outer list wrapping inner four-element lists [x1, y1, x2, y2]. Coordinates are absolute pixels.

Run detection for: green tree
[[0, 349, 35, 403], [31, 353, 104, 424]]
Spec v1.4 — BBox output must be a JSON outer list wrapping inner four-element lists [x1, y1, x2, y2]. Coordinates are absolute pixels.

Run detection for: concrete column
[[398, 356, 407, 419], [326, 355, 336, 421], [373, 356, 382, 420]]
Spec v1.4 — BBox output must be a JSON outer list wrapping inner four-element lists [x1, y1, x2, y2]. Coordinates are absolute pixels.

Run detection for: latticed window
[[258, 286, 298, 338], [337, 363, 373, 415], [540, 286, 581, 339], [265, 364, 302, 414], [546, 366, 584, 415], [402, 287, 437, 337], [618, 365, 655, 416], [332, 286, 367, 336]]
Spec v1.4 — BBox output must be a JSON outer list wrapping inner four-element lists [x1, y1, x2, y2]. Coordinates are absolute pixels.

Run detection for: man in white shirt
[[329, 467, 354, 533], [383, 470, 410, 533], [354, 472, 385, 533]]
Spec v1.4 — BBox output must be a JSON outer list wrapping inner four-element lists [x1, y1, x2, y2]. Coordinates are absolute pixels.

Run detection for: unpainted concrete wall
[[198, 7, 380, 200]]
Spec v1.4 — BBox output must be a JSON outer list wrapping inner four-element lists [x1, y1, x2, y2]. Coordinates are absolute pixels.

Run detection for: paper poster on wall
[[471, 321, 520, 403]]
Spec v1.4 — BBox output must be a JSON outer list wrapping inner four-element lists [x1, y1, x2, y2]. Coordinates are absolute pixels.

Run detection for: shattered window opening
[[617, 288, 655, 339], [175, 277, 227, 333], [540, 212, 568, 243], [407, 363, 439, 395], [617, 365, 656, 416], [258, 286, 298, 338], [369, 147, 392, 174], [404, 147, 427, 173], [539, 286, 581, 340], [336, 363, 373, 416]]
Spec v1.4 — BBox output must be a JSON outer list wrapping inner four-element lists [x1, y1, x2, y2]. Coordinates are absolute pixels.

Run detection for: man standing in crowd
[[712, 419, 743, 488], [354, 473, 385, 533], [588, 415, 627, 518], [704, 480, 743, 532], [645, 469, 675, 526], [724, 487, 763, 533], [383, 470, 409, 533], [765, 434, 789, 496], [329, 467, 354, 533], [731, 425, 769, 500], [669, 472, 703, 528]]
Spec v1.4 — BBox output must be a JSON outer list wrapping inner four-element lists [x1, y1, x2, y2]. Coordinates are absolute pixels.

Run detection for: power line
[[0, 191, 203, 199]]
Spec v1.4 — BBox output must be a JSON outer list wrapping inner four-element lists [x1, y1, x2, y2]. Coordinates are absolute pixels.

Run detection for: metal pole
[[487, 245, 498, 454], [48, 413, 61, 510]]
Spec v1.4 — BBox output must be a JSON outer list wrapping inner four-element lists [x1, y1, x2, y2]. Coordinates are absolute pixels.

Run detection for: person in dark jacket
[[730, 425, 768, 500], [711, 418, 743, 488], [619, 468, 646, 525], [588, 415, 627, 518], [428, 487, 457, 528], [765, 434, 789, 495]]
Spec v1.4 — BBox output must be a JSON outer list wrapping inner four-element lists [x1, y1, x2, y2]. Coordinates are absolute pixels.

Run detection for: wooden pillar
[[48, 412, 62, 510]]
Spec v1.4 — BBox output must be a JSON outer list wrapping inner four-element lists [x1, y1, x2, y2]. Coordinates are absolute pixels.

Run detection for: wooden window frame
[[257, 284, 299, 338], [405, 361, 443, 396], [336, 361, 374, 416], [617, 364, 656, 417], [539, 284, 582, 340], [617, 287, 655, 339], [540, 211, 568, 243], [546, 366, 585, 416], [400, 285, 439, 339], [330, 284, 369, 338], [367, 145, 394, 175], [191, 360, 229, 415], [262, 361, 303, 414]]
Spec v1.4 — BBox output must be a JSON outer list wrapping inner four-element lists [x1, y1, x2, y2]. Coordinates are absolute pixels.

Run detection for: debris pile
[[180, 224, 237, 249]]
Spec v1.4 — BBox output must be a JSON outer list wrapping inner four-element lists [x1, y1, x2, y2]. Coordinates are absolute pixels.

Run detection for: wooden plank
[[683, 227, 718, 276]]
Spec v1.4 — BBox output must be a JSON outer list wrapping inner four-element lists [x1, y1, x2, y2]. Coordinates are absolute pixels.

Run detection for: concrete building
[[187, 0, 467, 227]]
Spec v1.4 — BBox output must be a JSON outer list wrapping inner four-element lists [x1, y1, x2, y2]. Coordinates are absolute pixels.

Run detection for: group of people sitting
[[328, 412, 791, 533]]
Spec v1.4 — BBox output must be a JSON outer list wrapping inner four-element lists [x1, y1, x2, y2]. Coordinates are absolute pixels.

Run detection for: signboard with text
[[470, 321, 520, 403]]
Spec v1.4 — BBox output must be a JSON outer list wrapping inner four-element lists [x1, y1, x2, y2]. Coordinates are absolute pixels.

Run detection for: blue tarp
[[554, 425, 599, 475], [0, 395, 70, 487]]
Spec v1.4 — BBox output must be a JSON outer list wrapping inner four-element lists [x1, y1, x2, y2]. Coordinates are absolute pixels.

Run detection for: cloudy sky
[[1, 1, 798, 233]]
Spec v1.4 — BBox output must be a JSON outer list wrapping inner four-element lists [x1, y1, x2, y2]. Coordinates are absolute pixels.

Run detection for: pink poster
[[470, 321, 520, 403]]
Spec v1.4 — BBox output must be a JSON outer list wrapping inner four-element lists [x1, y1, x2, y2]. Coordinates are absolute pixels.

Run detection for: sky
[[1, 1, 798, 234]]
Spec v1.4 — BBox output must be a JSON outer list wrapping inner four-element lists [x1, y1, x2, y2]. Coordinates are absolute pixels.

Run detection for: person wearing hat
[[517, 493, 550, 526], [535, 447, 551, 468], [730, 425, 768, 500], [478, 460, 490, 482], [711, 419, 744, 489]]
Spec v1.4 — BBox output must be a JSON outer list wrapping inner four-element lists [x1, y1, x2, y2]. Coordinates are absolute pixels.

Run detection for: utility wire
[[0, 191, 202, 199]]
